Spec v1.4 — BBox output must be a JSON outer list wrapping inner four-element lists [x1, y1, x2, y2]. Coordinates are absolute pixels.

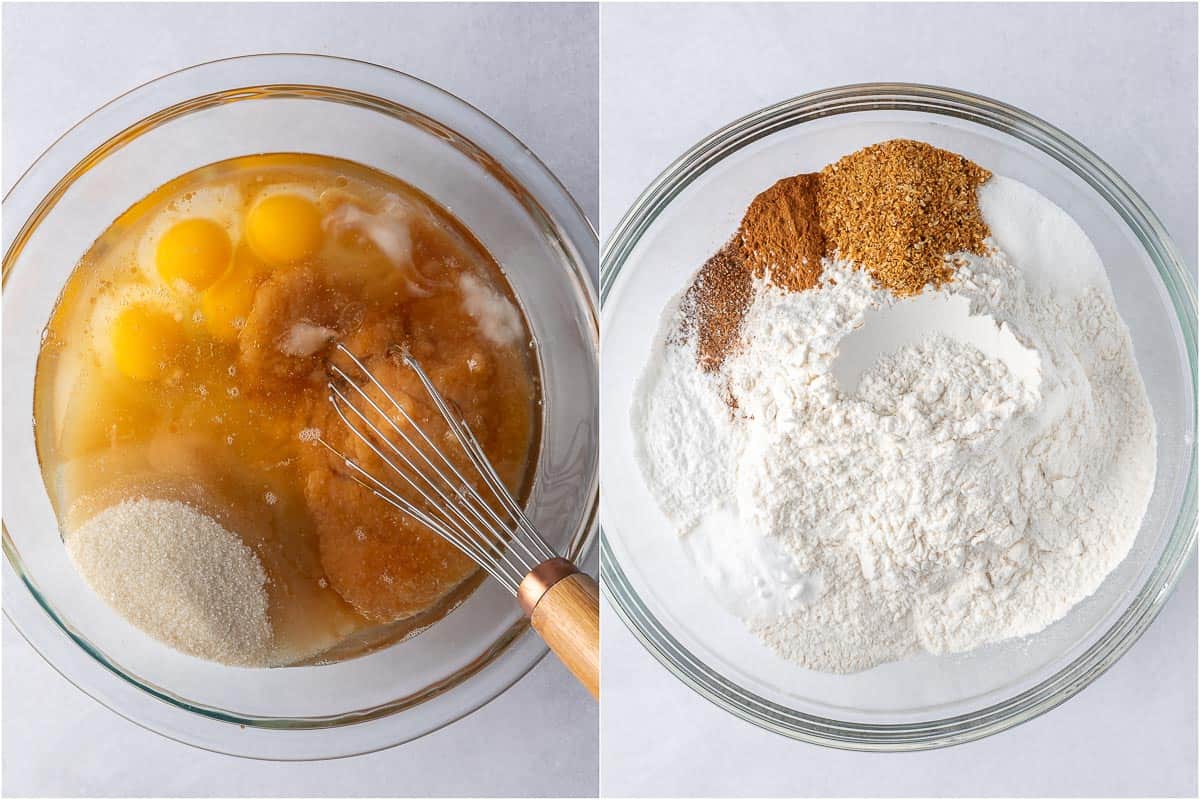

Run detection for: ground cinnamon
[[679, 139, 992, 372], [736, 174, 824, 293]]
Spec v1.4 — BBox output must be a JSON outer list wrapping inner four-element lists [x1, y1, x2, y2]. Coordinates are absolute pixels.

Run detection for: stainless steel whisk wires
[[316, 343, 556, 594], [315, 342, 600, 699]]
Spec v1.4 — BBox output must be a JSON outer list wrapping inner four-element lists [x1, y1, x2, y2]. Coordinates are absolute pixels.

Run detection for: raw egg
[[110, 304, 186, 382], [201, 246, 266, 342], [156, 218, 231, 291], [246, 192, 324, 266], [88, 285, 186, 380], [136, 185, 242, 293]]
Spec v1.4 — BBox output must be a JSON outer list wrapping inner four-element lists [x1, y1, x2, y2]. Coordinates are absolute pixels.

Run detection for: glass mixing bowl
[[3, 54, 598, 760], [600, 83, 1195, 750]]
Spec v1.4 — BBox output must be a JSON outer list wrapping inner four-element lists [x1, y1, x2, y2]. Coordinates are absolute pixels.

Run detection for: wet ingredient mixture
[[633, 140, 1156, 673], [35, 154, 540, 666]]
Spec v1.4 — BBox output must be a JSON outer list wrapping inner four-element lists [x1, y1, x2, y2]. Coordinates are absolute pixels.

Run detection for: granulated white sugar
[[66, 498, 273, 666]]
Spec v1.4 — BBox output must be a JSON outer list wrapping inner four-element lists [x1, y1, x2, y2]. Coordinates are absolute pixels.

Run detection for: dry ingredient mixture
[[633, 139, 1156, 673], [35, 153, 539, 667]]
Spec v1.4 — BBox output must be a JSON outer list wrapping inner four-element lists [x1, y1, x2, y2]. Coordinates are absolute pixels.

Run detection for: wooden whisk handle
[[518, 559, 600, 700]]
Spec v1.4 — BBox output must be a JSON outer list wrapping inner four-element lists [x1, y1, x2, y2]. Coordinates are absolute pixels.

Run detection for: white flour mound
[[631, 176, 1157, 673], [67, 498, 273, 666]]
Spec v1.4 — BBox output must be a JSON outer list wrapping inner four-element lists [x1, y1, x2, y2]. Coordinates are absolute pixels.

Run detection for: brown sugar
[[679, 139, 992, 371]]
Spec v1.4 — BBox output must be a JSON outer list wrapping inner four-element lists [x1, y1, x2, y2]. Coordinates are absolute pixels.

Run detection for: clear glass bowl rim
[[599, 81, 1197, 751], [3, 53, 599, 759]]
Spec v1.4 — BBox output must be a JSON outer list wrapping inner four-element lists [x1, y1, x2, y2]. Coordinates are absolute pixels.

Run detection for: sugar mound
[[66, 498, 273, 666]]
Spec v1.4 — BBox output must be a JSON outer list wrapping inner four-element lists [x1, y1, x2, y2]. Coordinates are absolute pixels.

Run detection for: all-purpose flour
[[632, 175, 1157, 673]]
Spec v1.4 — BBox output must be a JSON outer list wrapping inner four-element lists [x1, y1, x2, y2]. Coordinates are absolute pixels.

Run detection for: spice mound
[[685, 139, 992, 372], [633, 138, 1156, 673]]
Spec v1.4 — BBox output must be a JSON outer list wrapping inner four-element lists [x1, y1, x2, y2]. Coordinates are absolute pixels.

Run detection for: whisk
[[315, 343, 599, 699]]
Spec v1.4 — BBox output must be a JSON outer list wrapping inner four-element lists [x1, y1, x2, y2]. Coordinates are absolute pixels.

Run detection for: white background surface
[[2, 3, 598, 797], [600, 3, 1197, 798]]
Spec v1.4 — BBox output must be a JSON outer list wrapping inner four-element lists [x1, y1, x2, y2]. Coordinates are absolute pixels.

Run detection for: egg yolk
[[201, 249, 265, 342], [156, 218, 233, 291], [110, 305, 185, 381], [246, 194, 323, 266]]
